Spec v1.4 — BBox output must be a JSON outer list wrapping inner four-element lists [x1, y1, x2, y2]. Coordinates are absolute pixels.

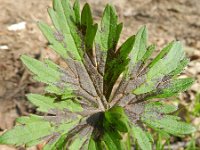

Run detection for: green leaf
[[43, 134, 66, 150], [67, 123, 94, 150], [21, 55, 60, 84], [96, 4, 119, 51], [141, 44, 156, 63], [142, 115, 196, 136], [148, 42, 174, 68], [85, 24, 98, 51], [133, 41, 185, 94], [104, 35, 135, 97], [0, 117, 54, 147], [130, 26, 148, 66], [131, 125, 152, 150], [145, 102, 178, 114], [169, 58, 189, 77], [186, 137, 197, 150], [81, 3, 97, 50], [45, 85, 63, 95], [27, 94, 83, 113], [95, 4, 122, 98], [142, 102, 196, 136], [194, 93, 200, 116], [102, 130, 122, 150], [88, 138, 97, 150], [148, 42, 185, 78], [121, 133, 131, 150], [68, 137, 87, 150], [44, 119, 81, 150], [73, 0, 81, 24], [150, 78, 194, 99], [16, 114, 43, 124], [81, 3, 93, 28], [60, 0, 83, 58], [38, 21, 68, 58], [47, 0, 82, 61], [119, 26, 148, 79], [105, 106, 129, 132]]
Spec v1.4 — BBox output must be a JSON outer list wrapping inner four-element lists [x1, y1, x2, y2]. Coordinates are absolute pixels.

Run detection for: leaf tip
[[20, 54, 28, 63]]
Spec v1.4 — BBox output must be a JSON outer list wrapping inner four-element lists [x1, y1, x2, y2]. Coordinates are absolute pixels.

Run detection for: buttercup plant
[[0, 0, 196, 149]]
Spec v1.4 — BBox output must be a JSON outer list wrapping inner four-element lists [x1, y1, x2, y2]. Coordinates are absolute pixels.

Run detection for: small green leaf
[[130, 26, 148, 65], [104, 35, 135, 89], [131, 125, 152, 150], [88, 138, 97, 150], [141, 44, 156, 63], [73, 0, 81, 24], [43, 134, 66, 150], [148, 42, 174, 68], [38, 21, 68, 58], [169, 58, 189, 77], [21, 55, 60, 84], [193, 93, 200, 116], [150, 78, 194, 99], [102, 130, 122, 150], [81, 3, 98, 51], [68, 137, 87, 150], [85, 24, 98, 50], [105, 106, 129, 132], [81, 3, 93, 28], [186, 137, 197, 150], [45, 85, 63, 95], [97, 4, 119, 51]]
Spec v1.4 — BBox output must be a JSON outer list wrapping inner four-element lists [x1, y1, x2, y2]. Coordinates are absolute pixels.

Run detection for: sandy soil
[[0, 0, 200, 149]]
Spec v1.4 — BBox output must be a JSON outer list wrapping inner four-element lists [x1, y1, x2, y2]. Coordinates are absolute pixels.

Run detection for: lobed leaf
[[27, 94, 83, 113], [95, 4, 122, 98], [21, 55, 60, 84], [133, 41, 185, 94], [0, 117, 54, 147], [142, 112, 196, 136], [149, 78, 194, 99]]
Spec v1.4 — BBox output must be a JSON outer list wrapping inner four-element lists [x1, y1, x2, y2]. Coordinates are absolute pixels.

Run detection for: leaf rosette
[[0, 0, 196, 149]]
